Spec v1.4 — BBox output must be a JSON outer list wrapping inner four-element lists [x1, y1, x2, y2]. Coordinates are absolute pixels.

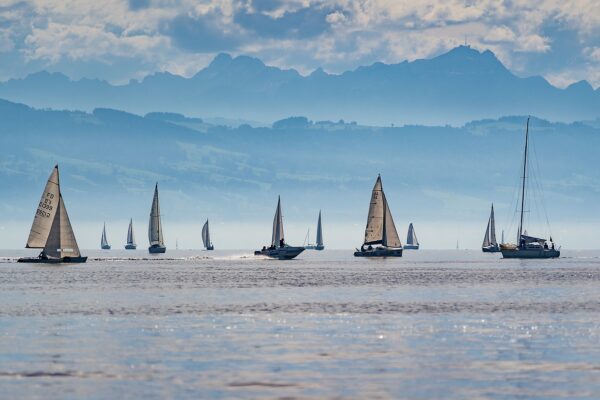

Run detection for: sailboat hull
[[206, 246, 214, 251], [18, 256, 88, 264], [101, 245, 111, 250], [148, 244, 166, 254], [501, 248, 560, 259], [482, 245, 500, 253], [354, 247, 403, 257], [125, 244, 137, 250], [254, 246, 305, 260], [403, 244, 419, 250]]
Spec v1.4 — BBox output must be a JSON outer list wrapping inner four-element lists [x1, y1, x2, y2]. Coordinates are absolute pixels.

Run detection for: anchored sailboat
[[500, 117, 560, 259], [202, 219, 214, 250], [482, 204, 500, 253], [404, 223, 419, 250], [148, 183, 166, 254], [304, 211, 324, 250], [100, 223, 111, 250], [354, 175, 403, 257], [254, 196, 305, 260], [18, 165, 87, 263], [125, 218, 136, 250]]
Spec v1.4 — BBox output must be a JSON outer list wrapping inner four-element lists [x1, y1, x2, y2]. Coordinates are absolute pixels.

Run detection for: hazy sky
[[1, 1, 599, 87]]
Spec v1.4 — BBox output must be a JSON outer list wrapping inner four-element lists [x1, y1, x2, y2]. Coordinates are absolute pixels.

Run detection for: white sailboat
[[100, 223, 111, 250], [254, 196, 305, 260], [482, 204, 500, 253], [500, 117, 560, 259], [125, 218, 136, 250], [202, 219, 214, 250], [148, 183, 166, 254], [304, 211, 324, 250], [404, 223, 419, 250], [18, 165, 87, 263], [354, 175, 403, 257]]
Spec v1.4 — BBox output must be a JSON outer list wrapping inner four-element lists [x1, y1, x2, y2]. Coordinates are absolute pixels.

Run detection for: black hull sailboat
[[354, 175, 403, 258], [18, 165, 87, 264], [255, 196, 305, 260], [500, 117, 560, 259], [148, 183, 167, 254]]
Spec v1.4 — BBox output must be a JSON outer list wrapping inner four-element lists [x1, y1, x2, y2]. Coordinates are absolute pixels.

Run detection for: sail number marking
[[36, 192, 55, 218]]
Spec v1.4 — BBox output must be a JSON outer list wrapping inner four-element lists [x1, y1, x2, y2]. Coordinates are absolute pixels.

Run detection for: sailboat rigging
[[254, 196, 305, 259], [354, 175, 403, 257], [500, 117, 560, 259], [18, 165, 87, 263]]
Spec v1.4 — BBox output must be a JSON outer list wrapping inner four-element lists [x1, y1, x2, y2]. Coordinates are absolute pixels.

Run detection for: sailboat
[[500, 117, 560, 259], [17, 165, 87, 263], [404, 223, 419, 250], [254, 196, 305, 260], [304, 211, 324, 250], [125, 218, 136, 250], [202, 219, 214, 250], [100, 223, 111, 250], [354, 175, 403, 257], [148, 183, 166, 254], [482, 204, 500, 253]]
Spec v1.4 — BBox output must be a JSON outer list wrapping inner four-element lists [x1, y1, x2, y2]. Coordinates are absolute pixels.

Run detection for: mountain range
[[0, 46, 598, 126]]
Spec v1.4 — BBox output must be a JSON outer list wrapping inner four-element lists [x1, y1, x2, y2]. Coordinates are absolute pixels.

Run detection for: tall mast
[[517, 117, 530, 242]]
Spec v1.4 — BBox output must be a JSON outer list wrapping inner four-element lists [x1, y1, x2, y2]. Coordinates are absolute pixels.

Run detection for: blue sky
[[0, 1, 599, 87]]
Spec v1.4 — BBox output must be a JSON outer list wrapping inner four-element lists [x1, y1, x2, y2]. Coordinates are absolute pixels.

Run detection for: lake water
[[1, 249, 599, 399]]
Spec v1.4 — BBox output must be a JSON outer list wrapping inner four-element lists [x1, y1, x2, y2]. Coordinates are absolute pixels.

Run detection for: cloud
[[0, 0, 599, 87]]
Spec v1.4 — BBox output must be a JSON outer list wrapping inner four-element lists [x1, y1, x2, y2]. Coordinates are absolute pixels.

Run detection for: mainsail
[[25, 166, 81, 258], [482, 204, 498, 247], [148, 183, 164, 246], [101, 223, 109, 247], [127, 219, 136, 246], [202, 219, 211, 249], [406, 223, 419, 246], [363, 175, 402, 248], [316, 210, 323, 247], [271, 196, 284, 247]]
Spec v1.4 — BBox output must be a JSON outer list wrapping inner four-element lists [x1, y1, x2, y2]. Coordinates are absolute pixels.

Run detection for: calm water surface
[[1, 249, 599, 399]]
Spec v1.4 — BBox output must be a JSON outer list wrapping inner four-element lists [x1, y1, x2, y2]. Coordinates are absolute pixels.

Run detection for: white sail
[[43, 194, 81, 258], [271, 196, 284, 247], [316, 211, 323, 247], [489, 204, 497, 245], [364, 175, 384, 245], [26, 166, 60, 248], [406, 223, 419, 246], [482, 219, 491, 247], [101, 223, 109, 247], [382, 193, 402, 248], [148, 183, 164, 246], [127, 219, 136, 245], [202, 219, 211, 249]]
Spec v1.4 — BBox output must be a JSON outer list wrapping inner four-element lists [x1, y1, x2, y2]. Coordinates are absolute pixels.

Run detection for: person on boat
[[38, 250, 48, 260], [544, 242, 549, 250], [367, 245, 373, 251], [280, 238, 285, 248], [551, 242, 555, 250], [520, 238, 525, 249], [262, 246, 266, 251], [360, 244, 365, 252]]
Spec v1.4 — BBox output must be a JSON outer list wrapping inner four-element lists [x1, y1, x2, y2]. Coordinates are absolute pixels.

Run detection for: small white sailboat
[[404, 223, 419, 250], [501, 117, 560, 259], [254, 196, 305, 260], [304, 211, 324, 250], [354, 175, 403, 257], [482, 204, 500, 253], [18, 165, 87, 263], [202, 219, 214, 250], [148, 183, 166, 254], [125, 218, 136, 250], [100, 223, 111, 250]]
